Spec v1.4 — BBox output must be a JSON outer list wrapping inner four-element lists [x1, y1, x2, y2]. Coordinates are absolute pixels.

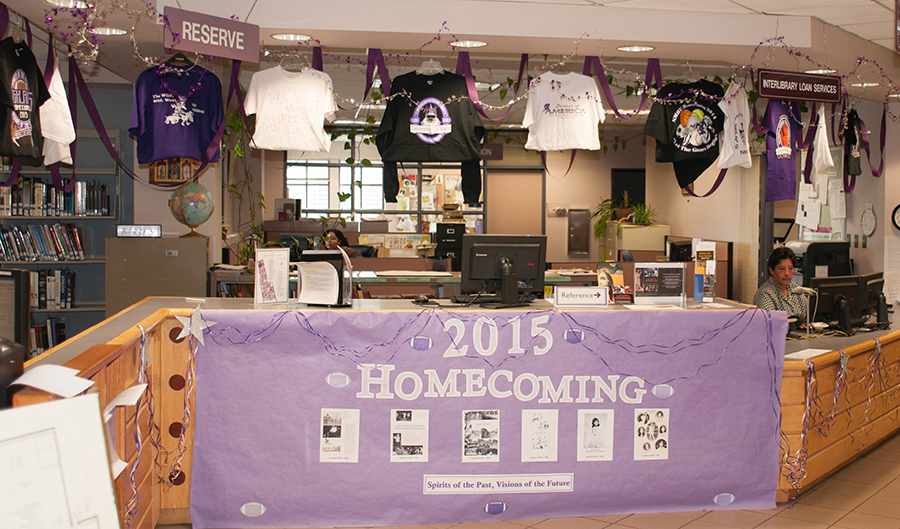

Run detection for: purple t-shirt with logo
[[129, 65, 223, 164], [764, 100, 800, 202]]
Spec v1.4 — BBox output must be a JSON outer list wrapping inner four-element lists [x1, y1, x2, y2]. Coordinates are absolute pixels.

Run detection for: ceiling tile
[[778, 3, 890, 25], [598, 0, 753, 12], [840, 21, 895, 40], [732, 0, 864, 12]]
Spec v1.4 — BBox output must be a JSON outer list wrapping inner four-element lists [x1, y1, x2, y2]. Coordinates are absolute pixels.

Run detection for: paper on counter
[[10, 364, 94, 398], [785, 349, 833, 361], [298, 261, 339, 305], [103, 383, 147, 419]]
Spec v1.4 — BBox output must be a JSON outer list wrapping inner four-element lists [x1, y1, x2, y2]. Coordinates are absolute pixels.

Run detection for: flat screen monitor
[[0, 269, 30, 347], [279, 233, 320, 261], [668, 240, 692, 262], [809, 275, 861, 325], [460, 234, 547, 305], [859, 272, 885, 317]]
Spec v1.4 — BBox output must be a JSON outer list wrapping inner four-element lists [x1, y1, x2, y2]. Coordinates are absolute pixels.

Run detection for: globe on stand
[[169, 182, 214, 238]]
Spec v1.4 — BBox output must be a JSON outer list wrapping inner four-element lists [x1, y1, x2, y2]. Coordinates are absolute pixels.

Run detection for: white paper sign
[[254, 247, 290, 304], [297, 261, 340, 305]]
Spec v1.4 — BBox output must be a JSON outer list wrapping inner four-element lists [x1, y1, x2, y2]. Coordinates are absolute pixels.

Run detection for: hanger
[[552, 56, 572, 74], [682, 61, 700, 83], [416, 58, 444, 75], [280, 52, 308, 72], [165, 52, 194, 67]]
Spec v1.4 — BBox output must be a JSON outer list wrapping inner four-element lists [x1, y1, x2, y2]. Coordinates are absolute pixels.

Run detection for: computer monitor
[[809, 275, 861, 332], [667, 240, 692, 262], [0, 269, 30, 347], [279, 233, 320, 261], [460, 234, 547, 306], [858, 272, 887, 322], [799, 241, 851, 286]]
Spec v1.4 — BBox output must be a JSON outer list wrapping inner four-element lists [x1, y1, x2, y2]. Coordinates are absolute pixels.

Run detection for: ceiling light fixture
[[616, 45, 655, 53], [889, 93, 900, 98], [46, 0, 92, 8], [271, 33, 312, 42], [90, 27, 127, 36], [805, 68, 836, 74], [850, 82, 879, 87], [450, 40, 487, 48]]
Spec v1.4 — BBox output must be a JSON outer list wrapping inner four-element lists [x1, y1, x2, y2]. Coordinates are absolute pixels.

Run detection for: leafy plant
[[223, 105, 265, 265], [630, 202, 657, 226]]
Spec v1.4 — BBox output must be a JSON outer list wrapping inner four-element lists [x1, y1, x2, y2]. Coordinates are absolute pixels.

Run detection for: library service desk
[[12, 297, 900, 529]]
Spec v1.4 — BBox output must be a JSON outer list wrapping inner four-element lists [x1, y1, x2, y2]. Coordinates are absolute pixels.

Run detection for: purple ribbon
[[312, 46, 323, 72], [456, 51, 528, 121], [193, 59, 248, 179], [0, 3, 8, 38], [685, 169, 728, 198], [24, 16, 30, 47], [69, 55, 141, 181], [540, 150, 577, 178], [858, 104, 886, 178], [364, 48, 391, 101], [583, 56, 662, 119]]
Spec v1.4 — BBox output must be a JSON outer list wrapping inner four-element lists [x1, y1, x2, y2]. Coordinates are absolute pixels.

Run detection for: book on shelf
[[0, 223, 88, 262], [28, 268, 75, 310], [28, 316, 66, 359], [1, 176, 113, 217]]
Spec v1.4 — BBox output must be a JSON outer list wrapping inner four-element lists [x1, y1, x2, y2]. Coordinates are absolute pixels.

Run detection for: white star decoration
[[175, 306, 216, 345]]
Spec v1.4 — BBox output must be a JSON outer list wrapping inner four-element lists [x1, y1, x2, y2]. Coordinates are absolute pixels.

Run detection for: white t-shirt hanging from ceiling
[[716, 80, 752, 169], [811, 102, 835, 178], [522, 72, 605, 151], [244, 66, 337, 152], [40, 57, 76, 165]]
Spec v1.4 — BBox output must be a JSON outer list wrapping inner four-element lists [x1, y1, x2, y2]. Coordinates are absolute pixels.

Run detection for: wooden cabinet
[[599, 223, 670, 261]]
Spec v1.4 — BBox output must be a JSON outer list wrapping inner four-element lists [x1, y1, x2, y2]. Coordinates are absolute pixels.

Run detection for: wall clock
[[893, 204, 900, 231], [861, 204, 877, 237]]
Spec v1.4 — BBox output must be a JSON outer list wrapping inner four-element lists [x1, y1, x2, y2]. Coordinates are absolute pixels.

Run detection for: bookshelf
[[0, 129, 122, 356]]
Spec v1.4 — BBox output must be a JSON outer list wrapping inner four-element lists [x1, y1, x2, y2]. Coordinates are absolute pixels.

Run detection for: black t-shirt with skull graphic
[[0, 37, 51, 159], [643, 80, 725, 189]]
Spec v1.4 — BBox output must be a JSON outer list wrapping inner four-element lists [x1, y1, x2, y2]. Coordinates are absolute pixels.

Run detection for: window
[[286, 163, 330, 211]]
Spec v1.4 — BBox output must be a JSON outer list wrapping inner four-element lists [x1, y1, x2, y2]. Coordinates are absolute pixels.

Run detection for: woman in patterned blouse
[[753, 246, 807, 320]]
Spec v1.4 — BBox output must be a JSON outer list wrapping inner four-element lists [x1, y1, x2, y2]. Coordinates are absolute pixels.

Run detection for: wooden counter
[[13, 298, 900, 525]]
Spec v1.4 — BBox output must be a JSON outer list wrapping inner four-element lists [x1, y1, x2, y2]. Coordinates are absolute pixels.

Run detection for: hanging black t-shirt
[[643, 80, 725, 189], [0, 38, 51, 159], [843, 109, 862, 177], [376, 71, 484, 203]]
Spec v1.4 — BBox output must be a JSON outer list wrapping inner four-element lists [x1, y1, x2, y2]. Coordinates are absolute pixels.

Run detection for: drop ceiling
[[5, 0, 899, 128]]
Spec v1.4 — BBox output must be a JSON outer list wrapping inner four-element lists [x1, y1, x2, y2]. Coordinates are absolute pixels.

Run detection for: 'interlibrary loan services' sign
[[163, 7, 259, 63], [757, 69, 841, 104]]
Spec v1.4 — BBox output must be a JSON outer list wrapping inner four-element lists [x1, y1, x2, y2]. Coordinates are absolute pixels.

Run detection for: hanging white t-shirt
[[717, 81, 751, 169], [522, 72, 605, 151], [244, 66, 337, 152], [39, 57, 76, 165], [812, 102, 834, 178]]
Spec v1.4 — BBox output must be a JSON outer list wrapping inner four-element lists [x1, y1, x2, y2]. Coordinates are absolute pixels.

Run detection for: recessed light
[[90, 27, 127, 36], [616, 45, 655, 53], [851, 82, 879, 88], [46, 0, 91, 8], [805, 68, 836, 74], [271, 33, 312, 42], [450, 40, 487, 48]]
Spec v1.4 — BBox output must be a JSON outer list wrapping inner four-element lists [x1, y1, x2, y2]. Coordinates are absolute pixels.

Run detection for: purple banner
[[191, 308, 786, 527], [163, 7, 259, 63]]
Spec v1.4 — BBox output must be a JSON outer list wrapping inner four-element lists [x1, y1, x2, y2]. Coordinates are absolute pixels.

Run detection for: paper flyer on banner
[[0, 394, 120, 529], [521, 409, 558, 462], [254, 247, 290, 304], [577, 410, 614, 461], [297, 262, 339, 305], [320, 408, 359, 463], [634, 409, 669, 460], [391, 409, 429, 462], [463, 410, 499, 462]]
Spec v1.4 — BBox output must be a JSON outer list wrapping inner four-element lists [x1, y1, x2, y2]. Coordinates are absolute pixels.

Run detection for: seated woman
[[753, 246, 807, 321], [322, 229, 363, 258]]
